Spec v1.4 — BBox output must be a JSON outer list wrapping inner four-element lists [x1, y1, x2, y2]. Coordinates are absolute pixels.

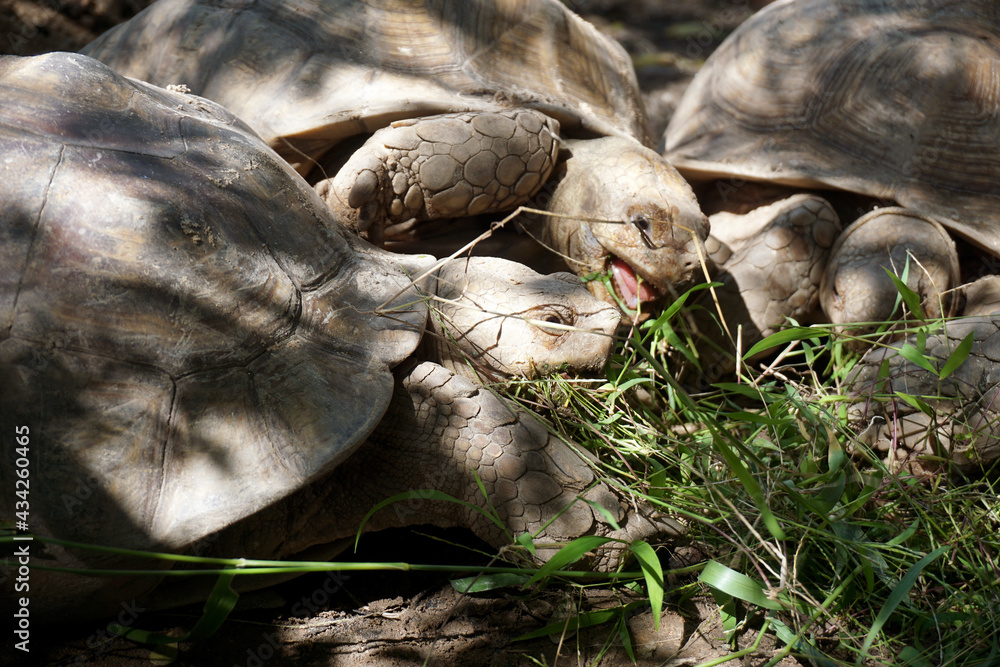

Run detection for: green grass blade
[[857, 545, 951, 664], [630, 540, 664, 630], [898, 342, 937, 375], [712, 589, 740, 646], [516, 531, 537, 557], [179, 572, 241, 641], [898, 646, 935, 667], [583, 498, 623, 531], [884, 266, 925, 320], [642, 281, 710, 326], [894, 391, 934, 417], [713, 435, 787, 540], [939, 332, 974, 380], [451, 572, 531, 593], [111, 571, 239, 646], [835, 470, 882, 520], [514, 608, 622, 641], [699, 560, 783, 611], [744, 326, 827, 359], [523, 535, 614, 587], [618, 613, 636, 662]]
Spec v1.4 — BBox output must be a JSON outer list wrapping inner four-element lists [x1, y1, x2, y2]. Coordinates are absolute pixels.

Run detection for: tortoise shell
[[83, 0, 653, 173], [0, 52, 427, 558], [664, 0, 1000, 256]]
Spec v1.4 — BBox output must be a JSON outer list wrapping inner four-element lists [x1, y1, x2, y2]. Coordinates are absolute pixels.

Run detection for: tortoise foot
[[315, 110, 559, 240], [821, 207, 960, 341], [681, 194, 840, 380], [708, 193, 841, 337], [847, 316, 1000, 476]]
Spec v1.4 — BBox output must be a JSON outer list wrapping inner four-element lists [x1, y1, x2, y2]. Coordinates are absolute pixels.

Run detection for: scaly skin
[[821, 207, 960, 340], [848, 316, 1000, 475], [671, 195, 840, 381], [305, 362, 684, 567], [316, 110, 560, 244], [705, 194, 840, 342]]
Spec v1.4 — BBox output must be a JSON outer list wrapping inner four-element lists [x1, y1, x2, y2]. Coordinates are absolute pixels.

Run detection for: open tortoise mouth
[[608, 257, 659, 311]]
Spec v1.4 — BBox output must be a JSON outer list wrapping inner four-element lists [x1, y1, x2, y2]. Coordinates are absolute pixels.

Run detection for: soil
[[1, 531, 803, 667], [1, 1, 810, 665], [0, 0, 153, 55]]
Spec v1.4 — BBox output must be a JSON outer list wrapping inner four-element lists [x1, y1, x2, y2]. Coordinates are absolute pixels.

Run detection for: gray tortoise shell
[[0, 52, 427, 554]]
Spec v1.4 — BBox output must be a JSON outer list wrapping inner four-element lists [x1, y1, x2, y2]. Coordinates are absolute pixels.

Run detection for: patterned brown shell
[[83, 0, 652, 173], [664, 0, 1000, 256]]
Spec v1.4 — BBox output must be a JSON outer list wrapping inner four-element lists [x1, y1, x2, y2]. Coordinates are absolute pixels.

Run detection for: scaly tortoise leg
[[277, 361, 685, 570], [847, 312, 1000, 476], [680, 194, 840, 380], [846, 271, 1000, 475], [315, 110, 560, 243], [708, 194, 840, 340]]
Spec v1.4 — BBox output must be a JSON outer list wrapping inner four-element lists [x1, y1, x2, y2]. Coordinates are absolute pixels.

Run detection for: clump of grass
[[507, 279, 1000, 666]]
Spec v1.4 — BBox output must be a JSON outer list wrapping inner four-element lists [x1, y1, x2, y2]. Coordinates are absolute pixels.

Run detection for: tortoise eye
[[528, 306, 572, 334], [631, 215, 651, 233], [630, 215, 656, 249]]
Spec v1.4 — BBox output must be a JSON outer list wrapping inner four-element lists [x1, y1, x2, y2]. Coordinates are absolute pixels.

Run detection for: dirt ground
[[0, 1, 810, 665], [7, 595, 798, 667], [1, 531, 804, 667]]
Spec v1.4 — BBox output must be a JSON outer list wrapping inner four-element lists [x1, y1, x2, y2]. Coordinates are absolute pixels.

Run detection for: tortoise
[[662, 0, 1000, 328], [80, 0, 710, 314], [662, 0, 1000, 467], [0, 52, 680, 622]]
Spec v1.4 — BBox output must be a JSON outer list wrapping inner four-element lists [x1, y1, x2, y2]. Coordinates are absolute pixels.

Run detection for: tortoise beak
[[590, 203, 710, 311], [610, 257, 659, 309]]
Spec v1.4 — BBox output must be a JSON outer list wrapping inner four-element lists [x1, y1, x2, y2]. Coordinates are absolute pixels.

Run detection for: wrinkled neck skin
[[526, 136, 710, 312], [421, 316, 502, 382]]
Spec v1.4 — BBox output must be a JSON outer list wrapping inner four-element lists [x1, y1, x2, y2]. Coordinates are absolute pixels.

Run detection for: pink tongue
[[611, 259, 658, 309]]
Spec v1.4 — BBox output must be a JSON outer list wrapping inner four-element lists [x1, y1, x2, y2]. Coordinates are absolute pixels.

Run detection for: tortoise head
[[525, 136, 709, 315], [424, 257, 621, 379]]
